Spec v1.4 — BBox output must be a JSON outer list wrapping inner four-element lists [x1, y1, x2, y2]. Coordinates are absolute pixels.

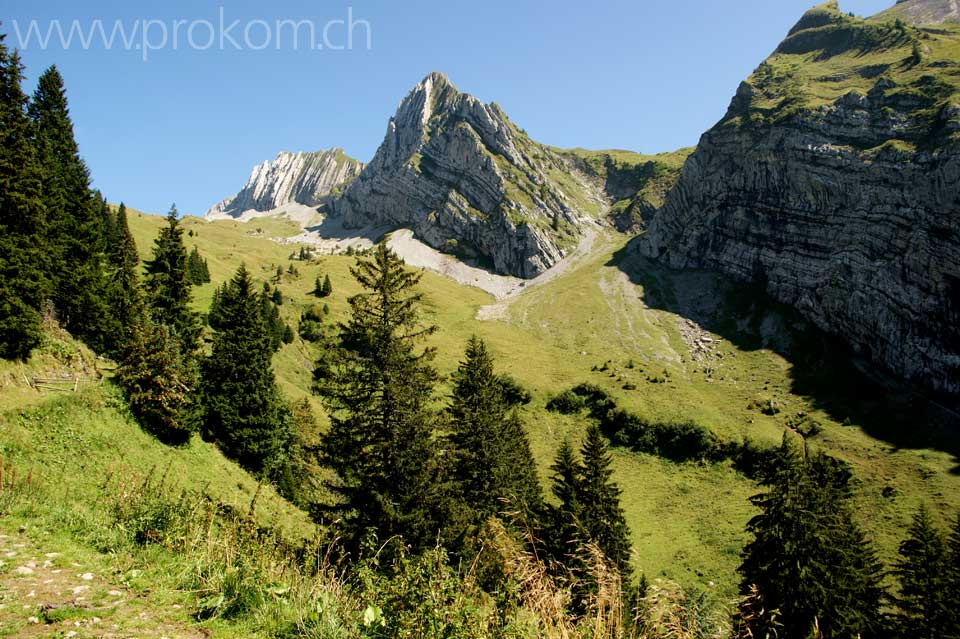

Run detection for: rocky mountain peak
[[331, 72, 606, 278], [205, 148, 363, 220]]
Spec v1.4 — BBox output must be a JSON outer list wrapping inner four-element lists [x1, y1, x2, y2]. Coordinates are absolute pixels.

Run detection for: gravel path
[[0, 529, 203, 639]]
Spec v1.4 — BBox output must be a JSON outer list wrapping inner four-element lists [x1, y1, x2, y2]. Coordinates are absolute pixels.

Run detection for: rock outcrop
[[206, 149, 362, 220], [639, 2, 960, 392], [330, 72, 605, 278], [875, 0, 960, 26]]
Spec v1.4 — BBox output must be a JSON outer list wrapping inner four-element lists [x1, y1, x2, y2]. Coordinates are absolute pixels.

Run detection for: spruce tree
[[0, 41, 46, 359], [314, 241, 448, 556], [116, 318, 197, 445], [894, 505, 950, 638], [578, 424, 633, 579], [30, 65, 116, 353], [320, 274, 333, 297], [186, 245, 210, 285], [201, 264, 290, 474], [448, 336, 542, 525], [143, 205, 199, 352], [105, 202, 143, 344], [737, 435, 886, 639]]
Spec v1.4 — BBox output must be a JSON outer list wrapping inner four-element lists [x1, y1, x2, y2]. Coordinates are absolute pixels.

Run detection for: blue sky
[[4, 0, 893, 216]]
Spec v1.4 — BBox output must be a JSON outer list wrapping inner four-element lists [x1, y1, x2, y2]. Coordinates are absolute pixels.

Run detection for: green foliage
[[115, 319, 197, 445], [314, 242, 450, 555], [893, 505, 952, 638], [737, 435, 886, 639], [30, 66, 120, 354], [105, 202, 143, 344], [259, 282, 288, 352], [0, 43, 48, 360], [313, 273, 333, 298], [201, 264, 291, 475], [144, 205, 199, 352], [546, 390, 586, 414], [185, 245, 211, 286], [496, 374, 532, 406], [448, 336, 543, 529], [546, 427, 633, 610]]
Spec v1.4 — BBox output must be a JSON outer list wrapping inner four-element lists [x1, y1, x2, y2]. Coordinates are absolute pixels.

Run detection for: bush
[[498, 374, 532, 406], [546, 390, 586, 414]]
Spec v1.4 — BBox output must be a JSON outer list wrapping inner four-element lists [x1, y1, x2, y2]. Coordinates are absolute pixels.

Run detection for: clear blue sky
[[4, 0, 893, 216]]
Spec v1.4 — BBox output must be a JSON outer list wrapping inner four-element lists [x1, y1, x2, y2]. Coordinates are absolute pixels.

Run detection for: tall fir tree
[[201, 264, 290, 474], [737, 434, 886, 639], [29, 65, 117, 353], [0, 39, 46, 359], [578, 424, 633, 580], [448, 336, 542, 526], [893, 505, 950, 639], [314, 241, 449, 556], [105, 202, 143, 337], [143, 205, 199, 352]]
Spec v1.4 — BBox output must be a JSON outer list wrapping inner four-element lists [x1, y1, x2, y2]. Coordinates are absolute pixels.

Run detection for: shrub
[[546, 390, 586, 414]]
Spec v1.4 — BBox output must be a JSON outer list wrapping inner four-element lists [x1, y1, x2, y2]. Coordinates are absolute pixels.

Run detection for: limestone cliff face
[[330, 72, 604, 278], [206, 149, 363, 219], [639, 2, 960, 392]]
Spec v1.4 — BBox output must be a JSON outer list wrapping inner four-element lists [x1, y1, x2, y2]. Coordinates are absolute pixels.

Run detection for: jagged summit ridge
[[331, 71, 604, 278], [206, 148, 363, 220]]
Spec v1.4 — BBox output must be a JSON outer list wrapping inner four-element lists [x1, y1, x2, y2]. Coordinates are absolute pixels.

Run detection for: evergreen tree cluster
[[0, 41, 138, 358], [201, 264, 290, 475], [734, 433, 960, 639], [312, 242, 636, 610], [186, 245, 211, 285], [312, 273, 333, 298]]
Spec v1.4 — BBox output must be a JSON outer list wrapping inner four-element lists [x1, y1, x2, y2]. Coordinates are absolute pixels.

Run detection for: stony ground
[[0, 528, 203, 639]]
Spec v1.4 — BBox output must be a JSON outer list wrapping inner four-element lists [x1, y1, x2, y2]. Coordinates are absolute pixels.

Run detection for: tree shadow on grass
[[609, 245, 960, 474]]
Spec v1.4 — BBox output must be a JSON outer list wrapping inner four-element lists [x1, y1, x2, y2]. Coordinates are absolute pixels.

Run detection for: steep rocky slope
[[330, 72, 608, 278], [206, 149, 362, 220], [875, 0, 959, 26], [639, 1, 960, 392]]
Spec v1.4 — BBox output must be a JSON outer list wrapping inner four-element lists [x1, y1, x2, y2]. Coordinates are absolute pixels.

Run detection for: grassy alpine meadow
[[114, 208, 960, 600]]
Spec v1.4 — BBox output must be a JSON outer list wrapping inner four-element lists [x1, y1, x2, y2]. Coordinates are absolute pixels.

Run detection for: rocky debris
[[639, 10, 960, 393], [330, 72, 604, 278], [206, 148, 363, 220]]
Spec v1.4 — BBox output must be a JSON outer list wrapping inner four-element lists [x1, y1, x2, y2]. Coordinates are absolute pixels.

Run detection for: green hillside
[[119, 209, 960, 598], [726, 0, 960, 135]]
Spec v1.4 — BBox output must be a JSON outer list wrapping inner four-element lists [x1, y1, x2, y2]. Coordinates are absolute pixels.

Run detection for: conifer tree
[[201, 264, 290, 474], [737, 435, 885, 639], [448, 336, 542, 525], [186, 245, 210, 285], [320, 274, 333, 297], [894, 505, 950, 638], [312, 275, 324, 297], [103, 201, 143, 345], [314, 242, 449, 555], [0, 40, 46, 359], [116, 318, 197, 445], [578, 424, 633, 579], [143, 205, 199, 352], [30, 65, 116, 353]]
